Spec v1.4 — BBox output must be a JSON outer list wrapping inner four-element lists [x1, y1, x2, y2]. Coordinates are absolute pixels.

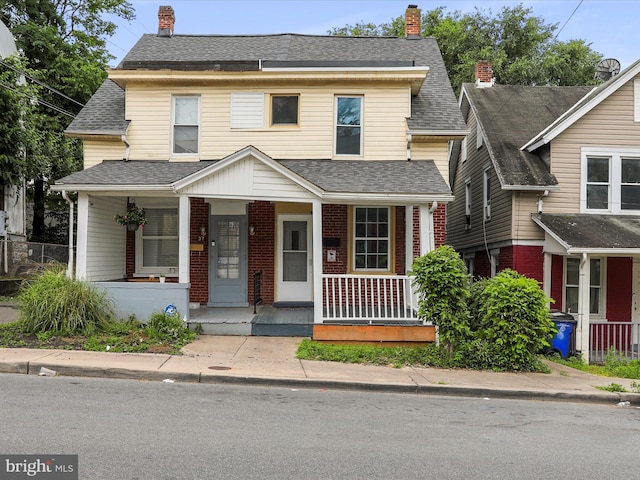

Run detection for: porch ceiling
[[533, 213, 640, 254]]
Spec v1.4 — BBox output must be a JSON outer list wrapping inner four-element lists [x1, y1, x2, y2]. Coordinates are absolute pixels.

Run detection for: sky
[[106, 0, 640, 71]]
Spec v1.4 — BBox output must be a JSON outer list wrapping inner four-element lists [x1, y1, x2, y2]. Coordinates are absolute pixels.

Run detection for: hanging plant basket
[[126, 222, 140, 232], [115, 204, 147, 231]]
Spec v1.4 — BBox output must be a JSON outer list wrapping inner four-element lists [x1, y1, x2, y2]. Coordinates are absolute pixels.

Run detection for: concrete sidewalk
[[0, 335, 638, 406]]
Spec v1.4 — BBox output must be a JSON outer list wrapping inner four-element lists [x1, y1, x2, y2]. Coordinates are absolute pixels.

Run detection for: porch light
[[249, 225, 256, 236]]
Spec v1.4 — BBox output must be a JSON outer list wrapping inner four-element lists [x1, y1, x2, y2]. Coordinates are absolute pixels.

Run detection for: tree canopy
[[329, 4, 603, 93], [0, 0, 134, 242]]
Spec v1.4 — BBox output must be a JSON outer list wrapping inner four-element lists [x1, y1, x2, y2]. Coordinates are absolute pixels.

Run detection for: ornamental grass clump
[[18, 266, 114, 334]]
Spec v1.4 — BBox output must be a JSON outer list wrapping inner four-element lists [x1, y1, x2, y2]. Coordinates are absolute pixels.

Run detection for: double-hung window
[[565, 257, 602, 314], [136, 201, 179, 275], [354, 207, 389, 270], [582, 149, 640, 213], [335, 96, 362, 156], [483, 166, 491, 220], [465, 179, 472, 229], [172, 95, 199, 155]]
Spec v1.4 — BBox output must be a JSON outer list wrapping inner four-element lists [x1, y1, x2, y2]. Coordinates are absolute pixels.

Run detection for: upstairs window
[[465, 179, 471, 230], [582, 149, 640, 213], [483, 167, 492, 220], [335, 96, 362, 156], [172, 96, 199, 155], [271, 95, 299, 126], [354, 207, 389, 270]]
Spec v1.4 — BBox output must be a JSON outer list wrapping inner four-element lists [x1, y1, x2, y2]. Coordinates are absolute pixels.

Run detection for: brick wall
[[189, 198, 210, 304], [394, 207, 406, 274], [512, 245, 543, 283], [248, 201, 275, 305], [322, 204, 348, 275], [433, 203, 446, 248]]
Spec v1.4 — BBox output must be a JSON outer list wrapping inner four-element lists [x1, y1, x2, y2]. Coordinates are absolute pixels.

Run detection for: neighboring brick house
[[53, 5, 466, 341], [448, 60, 640, 362]]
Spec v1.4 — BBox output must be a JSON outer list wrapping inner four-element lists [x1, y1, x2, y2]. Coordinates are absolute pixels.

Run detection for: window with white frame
[[172, 96, 199, 154], [582, 149, 640, 213], [483, 166, 492, 220], [460, 137, 467, 163], [565, 257, 602, 314], [335, 96, 362, 156], [354, 207, 389, 270], [476, 122, 483, 149], [465, 179, 471, 229], [136, 201, 179, 275]]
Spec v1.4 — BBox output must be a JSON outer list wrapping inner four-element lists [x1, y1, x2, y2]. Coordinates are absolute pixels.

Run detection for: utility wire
[[555, 0, 583, 39], [0, 81, 76, 118]]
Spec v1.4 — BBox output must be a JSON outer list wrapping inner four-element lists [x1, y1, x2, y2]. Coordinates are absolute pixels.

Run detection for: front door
[[209, 215, 247, 306], [277, 214, 312, 302]]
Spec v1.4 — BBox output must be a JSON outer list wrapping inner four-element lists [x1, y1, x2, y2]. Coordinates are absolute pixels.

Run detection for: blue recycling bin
[[548, 311, 577, 359]]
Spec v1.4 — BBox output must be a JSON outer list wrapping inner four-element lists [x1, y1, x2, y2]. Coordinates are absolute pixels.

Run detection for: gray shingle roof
[[464, 84, 593, 187], [65, 80, 129, 136], [55, 158, 450, 196], [278, 159, 450, 194], [69, 33, 465, 134], [534, 213, 640, 250]]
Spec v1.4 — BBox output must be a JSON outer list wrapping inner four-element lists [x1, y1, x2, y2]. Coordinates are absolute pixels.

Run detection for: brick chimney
[[405, 5, 421, 38], [157, 5, 175, 37], [475, 60, 495, 87]]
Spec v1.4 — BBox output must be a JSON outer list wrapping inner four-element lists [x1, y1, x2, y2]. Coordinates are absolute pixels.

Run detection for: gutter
[[61, 191, 74, 278]]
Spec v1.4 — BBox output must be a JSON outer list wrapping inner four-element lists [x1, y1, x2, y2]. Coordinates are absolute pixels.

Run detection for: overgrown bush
[[411, 245, 471, 353], [145, 310, 193, 342], [18, 267, 114, 334], [473, 269, 555, 370]]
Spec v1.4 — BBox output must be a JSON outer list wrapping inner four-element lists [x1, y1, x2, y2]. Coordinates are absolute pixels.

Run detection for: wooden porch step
[[312, 324, 436, 344]]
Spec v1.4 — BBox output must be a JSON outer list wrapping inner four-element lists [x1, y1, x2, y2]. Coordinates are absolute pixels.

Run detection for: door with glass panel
[[209, 216, 247, 306], [277, 215, 312, 302]]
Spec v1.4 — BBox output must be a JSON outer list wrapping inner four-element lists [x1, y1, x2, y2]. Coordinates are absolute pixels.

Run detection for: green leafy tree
[[0, 0, 134, 242], [329, 4, 603, 93], [410, 245, 471, 353]]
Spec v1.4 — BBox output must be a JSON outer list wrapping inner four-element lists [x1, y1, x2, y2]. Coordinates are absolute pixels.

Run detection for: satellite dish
[[596, 58, 621, 81]]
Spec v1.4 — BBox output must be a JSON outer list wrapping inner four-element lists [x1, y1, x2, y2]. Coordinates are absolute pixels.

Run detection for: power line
[[0, 81, 76, 118], [555, 0, 583, 39]]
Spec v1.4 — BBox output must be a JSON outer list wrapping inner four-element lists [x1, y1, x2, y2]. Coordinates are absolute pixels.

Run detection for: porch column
[[178, 195, 190, 284], [577, 253, 591, 363], [543, 252, 552, 306], [312, 199, 323, 324], [405, 205, 414, 272], [418, 204, 433, 255], [75, 193, 89, 280]]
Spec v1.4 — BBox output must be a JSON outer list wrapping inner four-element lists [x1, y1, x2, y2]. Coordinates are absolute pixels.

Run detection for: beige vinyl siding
[[411, 141, 450, 184], [447, 111, 513, 250], [83, 140, 127, 169], [545, 76, 640, 213], [511, 191, 544, 241], [86, 196, 126, 281], [123, 83, 410, 161]]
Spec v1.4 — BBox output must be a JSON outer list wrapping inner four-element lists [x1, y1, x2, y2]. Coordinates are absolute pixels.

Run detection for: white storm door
[[277, 214, 312, 302]]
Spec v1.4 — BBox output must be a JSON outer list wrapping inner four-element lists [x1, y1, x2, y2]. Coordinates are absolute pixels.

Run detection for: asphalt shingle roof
[[534, 213, 640, 250], [55, 157, 450, 196], [68, 33, 465, 134], [463, 84, 593, 187], [65, 80, 129, 136]]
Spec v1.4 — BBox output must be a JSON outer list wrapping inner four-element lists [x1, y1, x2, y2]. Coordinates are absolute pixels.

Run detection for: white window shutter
[[231, 92, 264, 128]]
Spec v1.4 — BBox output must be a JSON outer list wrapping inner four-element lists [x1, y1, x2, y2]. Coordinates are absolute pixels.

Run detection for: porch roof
[[533, 213, 640, 254], [53, 151, 452, 201]]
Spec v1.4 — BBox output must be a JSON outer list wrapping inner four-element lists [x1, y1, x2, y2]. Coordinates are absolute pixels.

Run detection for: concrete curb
[[4, 359, 637, 407]]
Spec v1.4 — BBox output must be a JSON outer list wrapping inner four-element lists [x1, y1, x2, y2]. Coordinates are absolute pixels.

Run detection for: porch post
[[75, 193, 89, 280], [543, 252, 552, 306], [312, 199, 323, 324], [577, 253, 591, 363], [405, 205, 414, 271], [418, 204, 433, 255], [178, 195, 190, 284]]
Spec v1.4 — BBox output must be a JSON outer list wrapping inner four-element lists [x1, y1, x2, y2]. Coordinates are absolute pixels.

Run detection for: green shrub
[[411, 245, 471, 353], [18, 267, 114, 334], [145, 310, 192, 341], [474, 269, 555, 370]]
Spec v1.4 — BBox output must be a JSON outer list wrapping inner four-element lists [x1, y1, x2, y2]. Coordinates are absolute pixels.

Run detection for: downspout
[[122, 135, 131, 161], [406, 133, 412, 161], [62, 191, 74, 278]]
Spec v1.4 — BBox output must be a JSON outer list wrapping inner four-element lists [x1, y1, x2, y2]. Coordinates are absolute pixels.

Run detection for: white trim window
[[483, 166, 492, 220], [460, 137, 467, 163], [335, 96, 363, 156], [465, 179, 472, 230], [565, 257, 602, 315], [135, 200, 179, 275], [354, 206, 389, 271], [172, 95, 200, 155], [581, 148, 640, 213]]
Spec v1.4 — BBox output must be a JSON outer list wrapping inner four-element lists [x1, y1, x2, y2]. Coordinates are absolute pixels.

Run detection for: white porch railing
[[321, 274, 421, 323], [590, 321, 640, 363]]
